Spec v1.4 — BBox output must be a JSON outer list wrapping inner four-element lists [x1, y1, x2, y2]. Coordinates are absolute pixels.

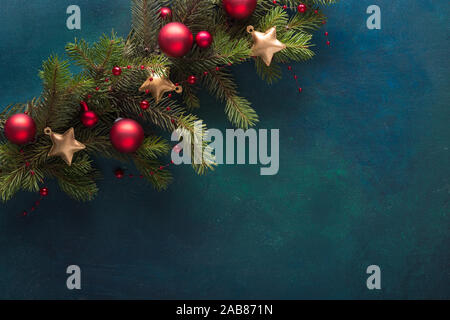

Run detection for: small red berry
[[140, 100, 150, 110], [112, 66, 122, 76], [297, 4, 307, 13], [159, 7, 172, 19], [39, 187, 49, 197], [187, 75, 197, 85], [114, 168, 124, 179]]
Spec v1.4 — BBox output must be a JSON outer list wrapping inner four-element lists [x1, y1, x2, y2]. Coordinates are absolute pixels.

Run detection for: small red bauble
[[4, 113, 36, 145], [39, 187, 49, 197], [114, 168, 125, 179], [140, 100, 150, 110], [195, 31, 213, 48], [81, 110, 99, 128], [297, 4, 307, 13], [158, 22, 193, 57], [112, 66, 122, 76], [80, 101, 98, 128], [110, 119, 144, 153], [159, 7, 172, 19], [222, 0, 257, 20], [187, 75, 197, 85]]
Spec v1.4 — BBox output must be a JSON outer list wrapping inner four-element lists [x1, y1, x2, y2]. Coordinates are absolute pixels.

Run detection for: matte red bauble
[[158, 22, 193, 57], [159, 7, 172, 19], [4, 113, 36, 145], [222, 0, 257, 19], [110, 119, 144, 153], [195, 31, 213, 48]]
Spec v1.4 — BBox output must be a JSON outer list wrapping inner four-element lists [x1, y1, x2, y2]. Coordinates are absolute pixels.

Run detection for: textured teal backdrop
[[0, 0, 449, 299]]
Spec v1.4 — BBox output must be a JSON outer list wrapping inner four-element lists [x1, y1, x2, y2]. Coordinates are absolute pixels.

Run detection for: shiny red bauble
[[195, 31, 213, 48], [110, 119, 144, 153], [4, 113, 36, 145], [297, 4, 307, 13], [39, 187, 49, 197], [140, 100, 150, 110], [81, 110, 99, 128], [159, 7, 172, 19], [187, 75, 197, 85], [158, 22, 193, 57], [222, 0, 257, 19], [112, 66, 122, 76]]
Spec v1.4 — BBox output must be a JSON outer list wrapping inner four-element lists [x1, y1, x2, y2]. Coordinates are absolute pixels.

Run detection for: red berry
[[114, 168, 124, 179], [326, 41, 331, 46], [325, 32, 329, 36], [187, 75, 197, 85], [298, 87, 303, 93], [112, 66, 122, 76], [159, 7, 172, 19], [39, 187, 49, 197], [140, 100, 150, 110], [297, 4, 307, 13]]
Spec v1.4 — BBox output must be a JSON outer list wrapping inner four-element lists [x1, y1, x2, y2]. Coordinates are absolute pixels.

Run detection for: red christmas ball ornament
[[39, 187, 49, 197], [112, 66, 122, 76], [222, 0, 257, 20], [81, 110, 99, 128], [140, 100, 150, 110], [114, 168, 125, 179], [110, 119, 144, 153], [187, 75, 197, 85], [4, 113, 36, 145], [158, 22, 193, 57], [297, 4, 307, 13], [159, 7, 172, 19], [80, 101, 98, 128], [195, 31, 213, 48]]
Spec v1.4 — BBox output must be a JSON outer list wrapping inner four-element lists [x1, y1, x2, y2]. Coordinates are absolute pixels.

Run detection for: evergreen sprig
[[0, 0, 336, 202]]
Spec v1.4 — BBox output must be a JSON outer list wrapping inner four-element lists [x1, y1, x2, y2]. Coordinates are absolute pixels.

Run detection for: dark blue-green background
[[0, 0, 449, 299]]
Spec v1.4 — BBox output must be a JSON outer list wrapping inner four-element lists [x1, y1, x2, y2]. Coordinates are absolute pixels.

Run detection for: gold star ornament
[[247, 25, 286, 66], [139, 73, 182, 104], [44, 127, 86, 166]]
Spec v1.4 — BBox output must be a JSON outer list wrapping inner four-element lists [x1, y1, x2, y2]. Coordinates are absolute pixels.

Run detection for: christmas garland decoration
[[0, 0, 337, 203]]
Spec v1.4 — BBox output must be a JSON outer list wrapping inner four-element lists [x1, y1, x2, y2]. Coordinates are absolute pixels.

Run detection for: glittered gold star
[[248, 26, 286, 66], [45, 127, 86, 166], [139, 73, 182, 104]]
